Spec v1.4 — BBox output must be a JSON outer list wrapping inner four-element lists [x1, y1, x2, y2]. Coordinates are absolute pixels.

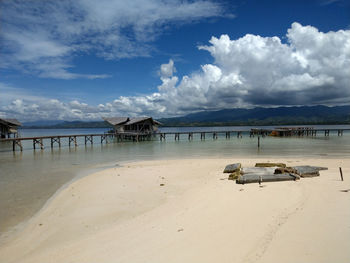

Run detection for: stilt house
[[0, 118, 21, 138], [103, 117, 160, 134]]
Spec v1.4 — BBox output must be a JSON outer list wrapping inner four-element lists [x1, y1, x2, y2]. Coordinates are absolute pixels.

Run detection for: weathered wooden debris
[[236, 166, 300, 184], [228, 171, 241, 180], [223, 163, 241, 173], [242, 167, 276, 175], [224, 163, 242, 180], [223, 163, 327, 184], [274, 167, 297, 174], [292, 166, 328, 178], [255, 163, 286, 168], [236, 173, 298, 184]]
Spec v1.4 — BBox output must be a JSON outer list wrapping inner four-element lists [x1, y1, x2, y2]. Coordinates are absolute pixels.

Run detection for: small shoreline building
[[0, 118, 22, 138], [103, 117, 161, 134]]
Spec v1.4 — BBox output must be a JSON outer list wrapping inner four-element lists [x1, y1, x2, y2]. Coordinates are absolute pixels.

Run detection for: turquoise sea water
[[0, 125, 349, 235]]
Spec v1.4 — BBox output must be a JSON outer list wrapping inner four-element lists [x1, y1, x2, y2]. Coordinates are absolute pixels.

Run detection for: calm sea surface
[[1, 125, 350, 236]]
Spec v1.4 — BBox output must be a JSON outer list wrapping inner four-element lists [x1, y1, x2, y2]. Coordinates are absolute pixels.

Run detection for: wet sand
[[0, 157, 349, 263]]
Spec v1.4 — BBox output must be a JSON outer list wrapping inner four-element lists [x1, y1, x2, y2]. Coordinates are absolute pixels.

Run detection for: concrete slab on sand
[[292, 165, 328, 177], [236, 172, 298, 184]]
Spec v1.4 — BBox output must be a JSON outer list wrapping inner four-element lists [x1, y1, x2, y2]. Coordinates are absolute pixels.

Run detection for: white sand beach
[[0, 157, 349, 263]]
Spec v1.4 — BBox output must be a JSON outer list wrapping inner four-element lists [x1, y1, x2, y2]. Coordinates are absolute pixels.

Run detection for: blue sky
[[0, 0, 349, 121]]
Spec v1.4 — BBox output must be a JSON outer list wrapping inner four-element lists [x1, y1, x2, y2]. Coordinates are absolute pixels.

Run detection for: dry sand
[[0, 157, 349, 263]]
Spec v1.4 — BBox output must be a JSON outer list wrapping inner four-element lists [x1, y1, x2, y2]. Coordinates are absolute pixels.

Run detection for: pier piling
[[69, 136, 78, 147]]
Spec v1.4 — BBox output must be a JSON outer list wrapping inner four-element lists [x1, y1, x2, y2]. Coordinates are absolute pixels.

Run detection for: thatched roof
[[0, 118, 22, 126], [126, 117, 161, 125], [103, 116, 161, 126], [103, 117, 129, 126]]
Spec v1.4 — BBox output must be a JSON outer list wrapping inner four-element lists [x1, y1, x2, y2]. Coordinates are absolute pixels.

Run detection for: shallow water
[[0, 125, 349, 235]]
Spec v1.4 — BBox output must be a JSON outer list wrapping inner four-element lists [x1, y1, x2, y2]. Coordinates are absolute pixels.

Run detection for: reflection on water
[[0, 126, 350, 235]]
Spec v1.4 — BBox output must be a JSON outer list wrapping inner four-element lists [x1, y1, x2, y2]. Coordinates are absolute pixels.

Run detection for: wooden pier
[[0, 127, 348, 152], [157, 127, 348, 141], [266, 127, 349, 137], [1, 133, 116, 151]]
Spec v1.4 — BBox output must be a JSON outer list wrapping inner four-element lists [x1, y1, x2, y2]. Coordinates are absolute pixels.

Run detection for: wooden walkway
[[0, 128, 348, 151], [158, 128, 349, 141], [0, 133, 116, 151]]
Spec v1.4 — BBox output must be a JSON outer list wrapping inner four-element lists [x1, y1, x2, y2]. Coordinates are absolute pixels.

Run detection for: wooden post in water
[[85, 135, 93, 145], [339, 167, 344, 181], [101, 134, 108, 144], [12, 139, 23, 151], [258, 136, 260, 148], [69, 136, 78, 147], [33, 138, 44, 150], [50, 137, 61, 148]]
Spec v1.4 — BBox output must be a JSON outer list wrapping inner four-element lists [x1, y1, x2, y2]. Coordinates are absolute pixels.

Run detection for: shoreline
[[1, 157, 349, 262], [1, 154, 347, 238], [0, 159, 134, 241], [2, 150, 346, 239]]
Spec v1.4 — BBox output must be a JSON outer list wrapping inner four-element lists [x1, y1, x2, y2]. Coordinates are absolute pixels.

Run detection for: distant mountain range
[[158, 105, 350, 126], [21, 105, 350, 128], [22, 120, 113, 129]]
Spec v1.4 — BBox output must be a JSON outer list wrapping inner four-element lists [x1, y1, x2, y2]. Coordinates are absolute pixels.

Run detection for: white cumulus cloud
[[105, 22, 350, 115], [1, 23, 349, 121], [0, 0, 228, 79]]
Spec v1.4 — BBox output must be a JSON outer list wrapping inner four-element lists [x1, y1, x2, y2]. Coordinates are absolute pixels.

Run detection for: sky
[[0, 0, 349, 122]]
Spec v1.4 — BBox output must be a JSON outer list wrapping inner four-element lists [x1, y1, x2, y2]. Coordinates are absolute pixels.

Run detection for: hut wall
[[0, 123, 16, 138], [114, 125, 125, 133], [1, 123, 9, 138], [121, 119, 157, 133]]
